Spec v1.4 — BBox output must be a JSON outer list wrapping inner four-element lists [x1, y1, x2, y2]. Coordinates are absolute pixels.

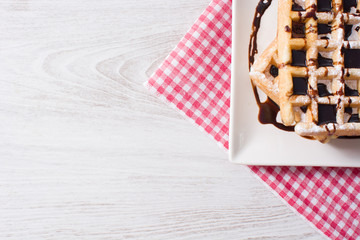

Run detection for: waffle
[[250, 40, 280, 105], [251, 0, 360, 142]]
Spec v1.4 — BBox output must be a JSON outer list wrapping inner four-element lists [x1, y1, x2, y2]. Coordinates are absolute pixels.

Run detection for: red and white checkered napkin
[[144, 0, 360, 239]]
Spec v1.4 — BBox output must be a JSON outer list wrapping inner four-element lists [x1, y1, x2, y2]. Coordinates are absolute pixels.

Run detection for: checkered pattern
[[144, 0, 360, 239]]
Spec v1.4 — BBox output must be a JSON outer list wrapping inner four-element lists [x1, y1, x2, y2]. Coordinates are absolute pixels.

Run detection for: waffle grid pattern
[[278, 0, 360, 141]]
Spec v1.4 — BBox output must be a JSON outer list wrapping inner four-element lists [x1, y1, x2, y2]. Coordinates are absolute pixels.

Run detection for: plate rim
[[229, 0, 360, 167]]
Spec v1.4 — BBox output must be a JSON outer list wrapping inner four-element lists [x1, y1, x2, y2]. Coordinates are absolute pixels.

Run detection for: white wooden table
[[0, 0, 325, 239]]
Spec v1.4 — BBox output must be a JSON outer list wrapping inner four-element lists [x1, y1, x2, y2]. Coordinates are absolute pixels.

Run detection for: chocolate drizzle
[[292, 1, 304, 11], [292, 21, 305, 38], [293, 77, 308, 95], [343, 0, 357, 13], [304, 4, 318, 19], [318, 105, 337, 125], [318, 53, 333, 67], [345, 107, 360, 124], [249, 0, 294, 132], [349, 114, 360, 123], [317, 83, 332, 97], [346, 69, 351, 77], [317, 0, 331, 12], [249, 0, 273, 68], [248, 0, 360, 137], [300, 106, 308, 113], [318, 24, 332, 35], [270, 65, 278, 77], [345, 25, 353, 40], [345, 107, 353, 115], [345, 84, 359, 96], [344, 49, 360, 68], [292, 50, 307, 66]]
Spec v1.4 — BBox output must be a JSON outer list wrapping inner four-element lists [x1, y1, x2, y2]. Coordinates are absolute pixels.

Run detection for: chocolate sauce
[[345, 107, 353, 115], [344, 49, 360, 68], [249, 0, 294, 132], [318, 24, 331, 35], [300, 106, 308, 113], [304, 4, 318, 19], [292, 1, 304, 11], [349, 114, 360, 123], [270, 65, 278, 77], [249, 0, 273, 68], [317, 83, 332, 97], [291, 50, 306, 66], [248, 0, 360, 138], [346, 69, 351, 77], [318, 53, 333, 67], [343, 0, 357, 13], [317, 0, 331, 12], [292, 21, 305, 38], [324, 39, 330, 48], [257, 97, 293, 131], [343, 106, 359, 124], [318, 104, 337, 125], [293, 77, 308, 95], [339, 23, 345, 30], [252, 79, 294, 131], [345, 25, 353, 40], [345, 84, 359, 96]]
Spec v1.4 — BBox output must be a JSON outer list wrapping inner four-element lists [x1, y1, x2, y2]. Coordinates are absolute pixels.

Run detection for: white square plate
[[229, 0, 360, 167]]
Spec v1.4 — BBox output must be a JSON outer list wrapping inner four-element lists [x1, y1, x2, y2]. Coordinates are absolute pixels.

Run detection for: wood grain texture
[[0, 0, 325, 239]]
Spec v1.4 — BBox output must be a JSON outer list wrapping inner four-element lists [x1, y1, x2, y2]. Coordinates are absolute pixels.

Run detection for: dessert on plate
[[250, 0, 360, 142]]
